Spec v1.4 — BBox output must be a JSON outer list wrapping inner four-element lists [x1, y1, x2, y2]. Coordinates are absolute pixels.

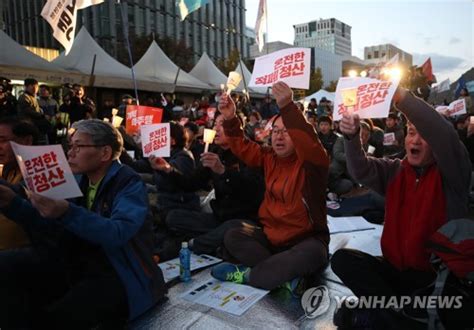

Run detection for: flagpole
[[118, 0, 140, 106], [264, 0, 269, 55]]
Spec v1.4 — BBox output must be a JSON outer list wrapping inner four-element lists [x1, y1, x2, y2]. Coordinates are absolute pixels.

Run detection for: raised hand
[[339, 113, 361, 137], [218, 93, 236, 120], [272, 82, 293, 109]]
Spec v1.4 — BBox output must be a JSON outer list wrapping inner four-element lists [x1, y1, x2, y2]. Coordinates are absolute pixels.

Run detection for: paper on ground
[[158, 253, 222, 283], [180, 278, 269, 316], [327, 215, 375, 234]]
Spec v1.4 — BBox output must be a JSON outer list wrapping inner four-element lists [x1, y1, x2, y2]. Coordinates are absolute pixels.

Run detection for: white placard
[[140, 123, 171, 158], [436, 99, 466, 117], [158, 253, 222, 283], [180, 278, 269, 316], [10, 142, 83, 199], [383, 132, 396, 146], [249, 48, 311, 89], [333, 77, 400, 121], [327, 215, 375, 234]]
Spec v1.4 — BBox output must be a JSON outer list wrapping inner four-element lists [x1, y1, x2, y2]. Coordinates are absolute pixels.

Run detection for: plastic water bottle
[[179, 242, 191, 282]]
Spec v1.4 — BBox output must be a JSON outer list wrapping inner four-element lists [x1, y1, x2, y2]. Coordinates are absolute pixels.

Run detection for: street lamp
[[348, 70, 358, 77]]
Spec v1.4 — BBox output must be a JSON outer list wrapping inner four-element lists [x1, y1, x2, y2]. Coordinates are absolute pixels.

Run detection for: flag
[[41, 0, 104, 55], [421, 57, 434, 83], [435, 78, 451, 93], [454, 76, 466, 98], [177, 0, 210, 21], [255, 0, 267, 52]]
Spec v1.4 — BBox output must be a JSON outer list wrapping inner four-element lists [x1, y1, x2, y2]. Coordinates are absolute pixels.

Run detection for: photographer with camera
[[0, 78, 17, 118]]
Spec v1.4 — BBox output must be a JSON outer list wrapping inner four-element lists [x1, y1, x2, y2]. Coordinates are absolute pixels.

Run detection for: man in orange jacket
[[211, 82, 330, 290]]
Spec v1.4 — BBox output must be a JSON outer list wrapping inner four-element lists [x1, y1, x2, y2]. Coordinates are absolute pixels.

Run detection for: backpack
[[425, 218, 474, 329]]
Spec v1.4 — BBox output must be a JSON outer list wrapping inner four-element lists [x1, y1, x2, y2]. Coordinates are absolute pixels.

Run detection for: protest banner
[[249, 48, 311, 89], [383, 132, 396, 146], [333, 77, 399, 121], [41, 0, 104, 55], [436, 99, 466, 117], [140, 123, 171, 158], [10, 142, 82, 199], [126, 105, 163, 135]]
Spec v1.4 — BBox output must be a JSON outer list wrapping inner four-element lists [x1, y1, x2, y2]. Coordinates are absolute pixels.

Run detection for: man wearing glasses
[[0, 119, 165, 328], [211, 82, 330, 293]]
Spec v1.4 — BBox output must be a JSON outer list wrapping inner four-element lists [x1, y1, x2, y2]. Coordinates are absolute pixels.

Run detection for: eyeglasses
[[271, 128, 289, 136], [68, 144, 106, 153]]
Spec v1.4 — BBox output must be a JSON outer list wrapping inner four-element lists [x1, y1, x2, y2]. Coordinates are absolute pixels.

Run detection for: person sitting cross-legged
[[211, 82, 330, 292], [0, 119, 165, 329]]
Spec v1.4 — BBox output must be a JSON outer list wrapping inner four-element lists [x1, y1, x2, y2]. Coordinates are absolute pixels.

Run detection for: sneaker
[[211, 262, 250, 284], [280, 277, 304, 297]]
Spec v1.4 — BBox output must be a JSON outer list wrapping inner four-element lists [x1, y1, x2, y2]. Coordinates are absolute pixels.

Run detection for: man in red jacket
[[331, 88, 471, 328]]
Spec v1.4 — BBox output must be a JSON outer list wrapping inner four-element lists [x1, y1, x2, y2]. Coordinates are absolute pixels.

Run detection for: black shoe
[[333, 305, 378, 329]]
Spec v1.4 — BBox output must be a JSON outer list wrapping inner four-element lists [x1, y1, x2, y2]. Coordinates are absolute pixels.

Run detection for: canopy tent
[[302, 89, 335, 104], [53, 27, 171, 91], [133, 41, 213, 93], [234, 60, 268, 96], [188, 52, 227, 90], [0, 30, 88, 85]]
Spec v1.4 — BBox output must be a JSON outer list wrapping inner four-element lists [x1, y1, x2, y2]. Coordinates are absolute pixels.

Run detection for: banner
[[249, 48, 311, 89], [177, 0, 209, 21], [41, 0, 104, 55], [333, 77, 399, 121], [383, 132, 396, 146], [140, 124, 171, 158], [434, 78, 451, 93], [255, 0, 267, 52], [10, 142, 82, 199], [126, 105, 163, 135], [436, 98, 466, 117]]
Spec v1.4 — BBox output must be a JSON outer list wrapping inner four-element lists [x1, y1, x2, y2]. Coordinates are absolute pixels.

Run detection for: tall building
[[293, 18, 351, 56], [364, 44, 413, 68], [1, 0, 250, 64]]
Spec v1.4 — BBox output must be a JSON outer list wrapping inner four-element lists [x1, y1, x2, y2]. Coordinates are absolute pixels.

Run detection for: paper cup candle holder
[[203, 129, 217, 153]]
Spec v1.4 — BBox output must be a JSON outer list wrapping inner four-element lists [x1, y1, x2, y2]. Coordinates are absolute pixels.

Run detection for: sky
[[245, 0, 473, 83]]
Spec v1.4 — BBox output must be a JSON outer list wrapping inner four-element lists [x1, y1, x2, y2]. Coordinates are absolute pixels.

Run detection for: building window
[[368, 54, 372, 59], [374, 51, 379, 58]]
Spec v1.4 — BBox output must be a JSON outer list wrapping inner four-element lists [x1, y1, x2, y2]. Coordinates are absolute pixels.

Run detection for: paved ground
[[131, 226, 383, 329]]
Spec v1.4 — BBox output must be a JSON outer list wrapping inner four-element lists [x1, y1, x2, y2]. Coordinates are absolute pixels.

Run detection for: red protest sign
[[126, 105, 163, 135]]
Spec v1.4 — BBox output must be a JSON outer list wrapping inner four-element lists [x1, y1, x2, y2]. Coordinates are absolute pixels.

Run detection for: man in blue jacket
[[0, 119, 165, 329]]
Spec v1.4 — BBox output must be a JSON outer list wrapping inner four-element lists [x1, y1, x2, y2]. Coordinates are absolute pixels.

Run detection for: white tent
[[133, 41, 212, 93], [53, 27, 170, 91], [188, 52, 227, 90], [0, 30, 88, 85], [234, 60, 268, 96], [303, 89, 335, 104]]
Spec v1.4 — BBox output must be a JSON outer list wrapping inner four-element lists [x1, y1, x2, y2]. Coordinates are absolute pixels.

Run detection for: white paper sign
[[333, 77, 400, 121], [180, 278, 269, 316], [249, 48, 311, 89], [158, 253, 222, 283], [436, 99, 466, 117], [140, 123, 171, 158], [327, 216, 375, 234], [383, 132, 396, 146], [10, 142, 82, 199], [41, 0, 104, 55]]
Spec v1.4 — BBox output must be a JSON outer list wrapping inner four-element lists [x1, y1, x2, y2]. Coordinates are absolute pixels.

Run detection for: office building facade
[[364, 44, 413, 68], [1, 0, 250, 64], [294, 18, 352, 56]]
